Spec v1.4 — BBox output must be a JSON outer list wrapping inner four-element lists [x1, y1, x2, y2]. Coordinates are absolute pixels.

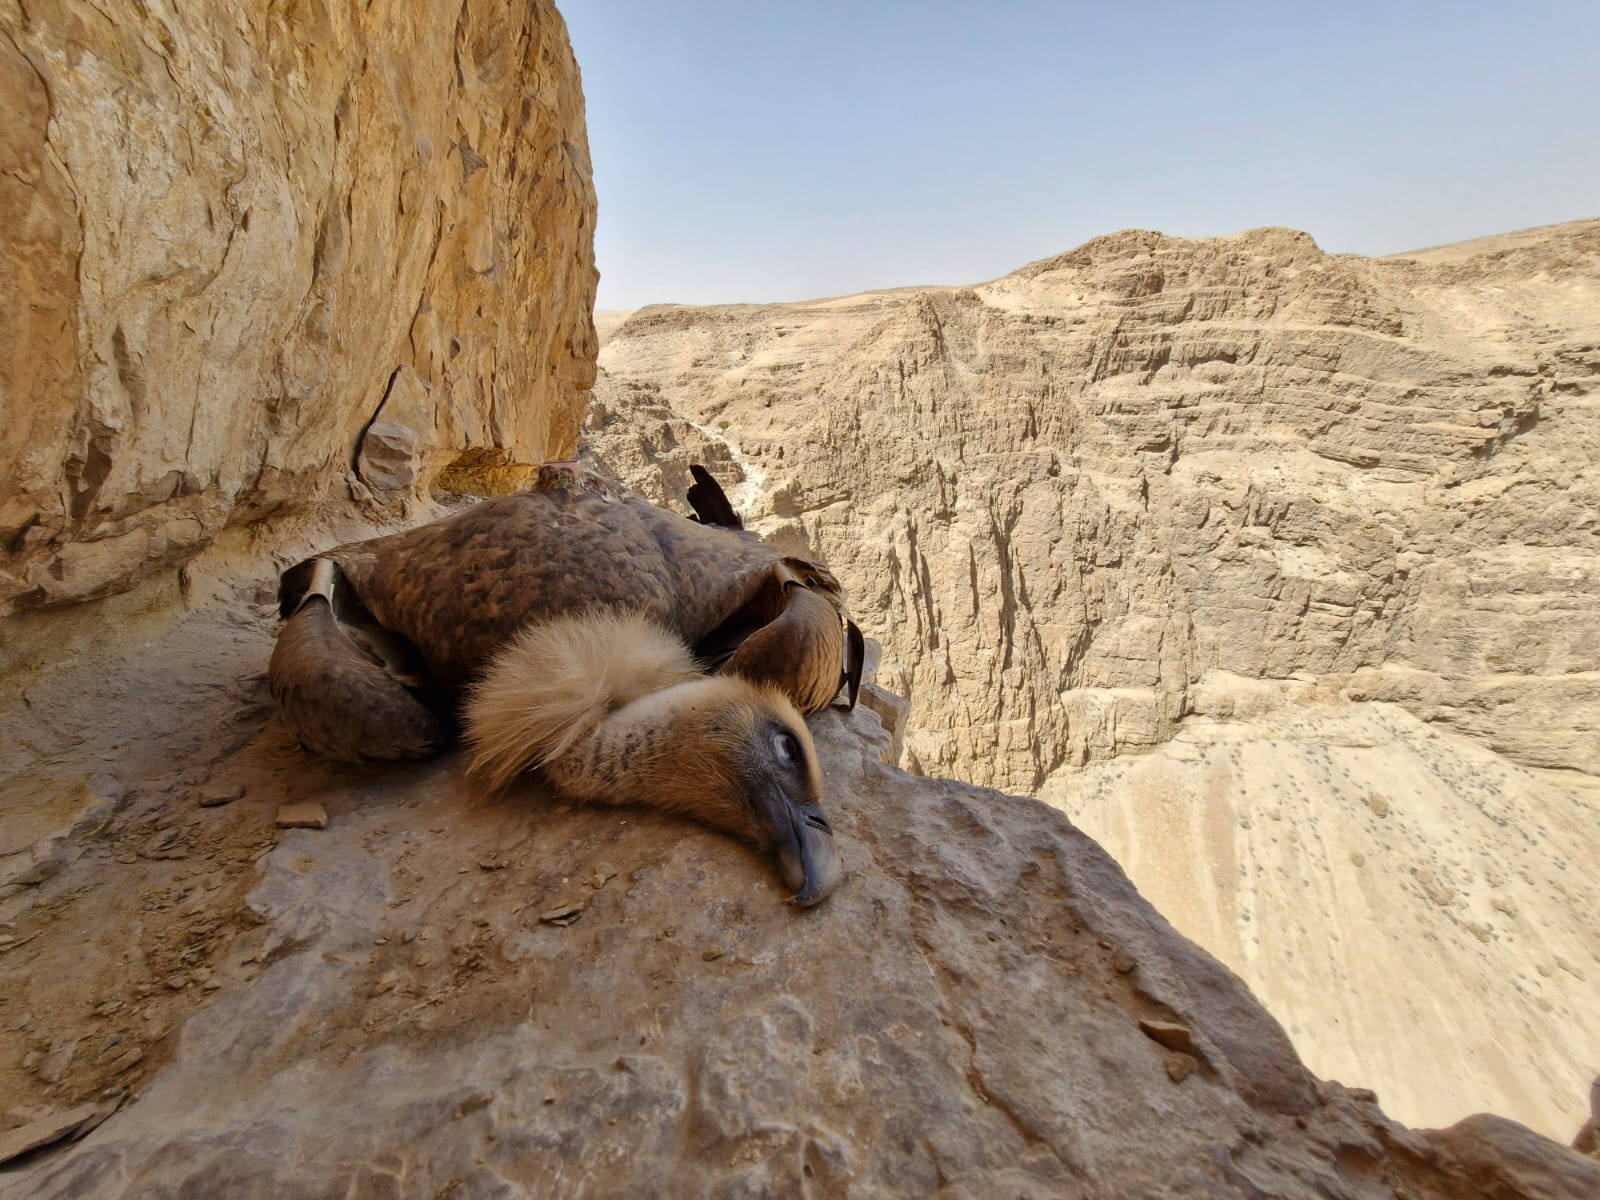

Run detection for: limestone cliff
[[0, 0, 597, 616], [598, 223, 1599, 788], [591, 221, 1600, 1139]]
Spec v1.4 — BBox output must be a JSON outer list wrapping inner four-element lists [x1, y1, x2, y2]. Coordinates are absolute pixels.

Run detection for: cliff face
[[592, 222, 1600, 1138], [598, 222, 1599, 789], [0, 0, 597, 616]]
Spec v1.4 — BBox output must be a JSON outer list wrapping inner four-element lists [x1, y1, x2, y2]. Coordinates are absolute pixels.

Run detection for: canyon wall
[[0, 0, 597, 616], [598, 221, 1599, 791], [592, 220, 1600, 1137]]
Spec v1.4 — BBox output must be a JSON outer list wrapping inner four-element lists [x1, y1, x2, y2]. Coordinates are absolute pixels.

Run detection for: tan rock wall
[[592, 222, 1600, 1137], [597, 221, 1600, 790], [0, 0, 597, 614]]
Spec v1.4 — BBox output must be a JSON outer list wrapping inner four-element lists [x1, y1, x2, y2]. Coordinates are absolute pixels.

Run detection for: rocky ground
[[2, 535, 1596, 1196]]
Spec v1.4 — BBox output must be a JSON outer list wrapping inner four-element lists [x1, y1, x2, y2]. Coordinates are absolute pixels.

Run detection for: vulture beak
[[751, 777, 841, 908], [773, 795, 842, 908]]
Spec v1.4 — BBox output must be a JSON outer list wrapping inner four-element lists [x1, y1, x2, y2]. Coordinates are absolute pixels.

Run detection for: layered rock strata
[[598, 221, 1600, 788], [0, 0, 597, 616]]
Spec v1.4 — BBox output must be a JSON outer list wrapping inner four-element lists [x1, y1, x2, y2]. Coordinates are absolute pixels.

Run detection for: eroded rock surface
[[598, 221, 1600, 788], [1, 580, 1594, 1198], [593, 221, 1600, 1139], [0, 0, 597, 616]]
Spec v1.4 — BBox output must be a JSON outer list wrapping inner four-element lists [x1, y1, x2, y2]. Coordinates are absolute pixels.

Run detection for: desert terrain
[[2, 0, 1596, 1192], [590, 219, 1600, 1139]]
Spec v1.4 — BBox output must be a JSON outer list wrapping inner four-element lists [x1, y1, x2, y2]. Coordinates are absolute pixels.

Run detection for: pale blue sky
[[562, 2, 1600, 310]]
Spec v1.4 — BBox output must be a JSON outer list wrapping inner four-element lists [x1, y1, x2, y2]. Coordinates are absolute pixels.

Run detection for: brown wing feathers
[[269, 562, 447, 762], [271, 465, 856, 755]]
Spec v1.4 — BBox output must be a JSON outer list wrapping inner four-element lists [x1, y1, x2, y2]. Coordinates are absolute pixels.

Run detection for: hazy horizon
[[563, 2, 1600, 310]]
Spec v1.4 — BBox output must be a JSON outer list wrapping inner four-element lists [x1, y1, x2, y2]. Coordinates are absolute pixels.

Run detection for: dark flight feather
[[686, 464, 744, 529]]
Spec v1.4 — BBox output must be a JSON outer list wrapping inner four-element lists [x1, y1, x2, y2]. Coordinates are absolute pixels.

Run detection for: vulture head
[[464, 609, 842, 906]]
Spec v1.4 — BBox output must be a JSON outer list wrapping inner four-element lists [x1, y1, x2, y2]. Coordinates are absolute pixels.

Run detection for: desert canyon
[[588, 219, 1600, 1143], [1, 1, 1597, 1197]]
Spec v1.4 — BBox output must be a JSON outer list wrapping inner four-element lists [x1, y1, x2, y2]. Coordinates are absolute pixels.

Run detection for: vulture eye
[[772, 730, 801, 767]]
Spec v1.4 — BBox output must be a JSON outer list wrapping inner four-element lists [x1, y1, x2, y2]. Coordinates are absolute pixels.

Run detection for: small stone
[[1367, 792, 1390, 818], [1112, 949, 1137, 974], [371, 971, 400, 997], [1164, 1052, 1197, 1082], [477, 858, 509, 871], [414, 952, 435, 968], [702, 947, 725, 962], [139, 828, 187, 861], [92, 1000, 125, 1018], [37, 1039, 78, 1084], [165, 974, 189, 991], [22, 1049, 42, 1072], [105, 1046, 144, 1075], [1138, 1020, 1195, 1055], [197, 783, 244, 808], [454, 1092, 493, 1119], [539, 903, 584, 926], [0, 1101, 117, 1167], [115, 854, 137, 865], [275, 803, 328, 830]]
